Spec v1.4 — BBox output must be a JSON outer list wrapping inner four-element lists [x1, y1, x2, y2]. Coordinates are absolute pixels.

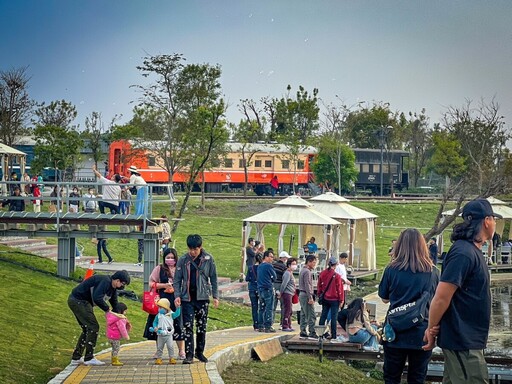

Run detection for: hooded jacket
[[173, 250, 218, 302], [106, 311, 130, 340]]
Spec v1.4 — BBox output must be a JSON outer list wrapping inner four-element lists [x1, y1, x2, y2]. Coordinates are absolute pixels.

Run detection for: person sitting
[[346, 298, 381, 351], [305, 237, 318, 254]]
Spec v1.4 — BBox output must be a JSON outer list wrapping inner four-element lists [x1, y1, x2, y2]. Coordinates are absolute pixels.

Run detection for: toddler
[[106, 302, 131, 366], [149, 298, 181, 365]]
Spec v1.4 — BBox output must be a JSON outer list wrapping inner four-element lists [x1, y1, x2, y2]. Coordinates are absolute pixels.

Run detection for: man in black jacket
[[67, 270, 130, 366], [1, 187, 25, 211]]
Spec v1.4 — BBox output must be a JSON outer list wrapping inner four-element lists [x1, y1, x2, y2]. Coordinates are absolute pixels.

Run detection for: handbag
[[142, 286, 160, 315], [385, 268, 438, 333], [292, 290, 299, 304], [318, 273, 335, 305]]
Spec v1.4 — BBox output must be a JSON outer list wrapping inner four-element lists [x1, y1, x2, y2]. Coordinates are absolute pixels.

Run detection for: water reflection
[[489, 283, 512, 350]]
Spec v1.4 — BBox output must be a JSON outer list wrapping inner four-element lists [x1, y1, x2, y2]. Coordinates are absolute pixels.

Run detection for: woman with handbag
[[143, 248, 185, 359], [378, 228, 439, 384], [280, 257, 298, 331], [317, 256, 344, 340]]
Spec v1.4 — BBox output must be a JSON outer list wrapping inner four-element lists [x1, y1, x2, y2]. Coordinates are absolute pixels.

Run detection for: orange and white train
[[109, 140, 317, 195]]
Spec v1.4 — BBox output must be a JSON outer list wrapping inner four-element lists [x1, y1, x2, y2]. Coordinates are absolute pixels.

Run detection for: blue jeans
[[258, 288, 274, 329], [349, 324, 379, 349], [249, 290, 259, 329], [319, 299, 340, 338]]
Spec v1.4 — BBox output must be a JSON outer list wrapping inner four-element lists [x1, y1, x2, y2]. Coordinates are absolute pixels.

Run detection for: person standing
[[1, 187, 25, 211], [68, 186, 80, 213], [31, 180, 42, 213], [144, 248, 185, 359], [92, 165, 121, 214], [246, 253, 262, 331], [97, 238, 113, 264], [83, 188, 98, 213], [378, 228, 439, 384], [272, 251, 289, 327], [67, 270, 130, 366], [335, 252, 352, 301], [257, 250, 277, 333], [173, 234, 219, 364], [280, 257, 298, 332], [317, 256, 344, 340], [423, 199, 501, 383], [299, 254, 318, 340], [128, 165, 147, 215], [428, 237, 438, 265], [245, 237, 256, 270], [270, 175, 279, 197]]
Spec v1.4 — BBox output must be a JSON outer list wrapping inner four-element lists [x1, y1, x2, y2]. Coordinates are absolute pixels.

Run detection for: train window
[[391, 164, 398, 173], [255, 160, 262, 167], [383, 164, 389, 173], [362, 164, 370, 173], [264, 160, 272, 168], [373, 164, 380, 173], [239, 159, 246, 168], [282, 160, 290, 169], [297, 160, 304, 169], [148, 156, 156, 166], [224, 159, 233, 168]]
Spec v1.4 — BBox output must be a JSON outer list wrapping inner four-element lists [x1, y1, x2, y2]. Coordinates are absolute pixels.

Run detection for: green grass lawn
[[0, 198, 450, 383]]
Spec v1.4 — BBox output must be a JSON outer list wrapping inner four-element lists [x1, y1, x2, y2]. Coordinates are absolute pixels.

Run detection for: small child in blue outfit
[[149, 298, 181, 365]]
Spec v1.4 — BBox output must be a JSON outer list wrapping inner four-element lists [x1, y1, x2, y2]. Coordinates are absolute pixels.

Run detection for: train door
[[113, 148, 122, 175]]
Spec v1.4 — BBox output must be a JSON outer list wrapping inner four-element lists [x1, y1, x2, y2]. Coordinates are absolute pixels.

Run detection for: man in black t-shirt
[[424, 199, 501, 383]]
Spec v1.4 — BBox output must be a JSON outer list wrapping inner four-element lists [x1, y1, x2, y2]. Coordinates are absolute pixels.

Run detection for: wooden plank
[[253, 339, 283, 362]]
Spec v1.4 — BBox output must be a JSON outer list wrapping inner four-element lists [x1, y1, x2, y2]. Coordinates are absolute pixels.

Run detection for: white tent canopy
[[0, 143, 27, 196], [241, 195, 341, 276], [303, 192, 378, 270]]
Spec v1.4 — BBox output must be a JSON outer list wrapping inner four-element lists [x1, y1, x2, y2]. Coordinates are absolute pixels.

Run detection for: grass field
[[0, 197, 451, 383]]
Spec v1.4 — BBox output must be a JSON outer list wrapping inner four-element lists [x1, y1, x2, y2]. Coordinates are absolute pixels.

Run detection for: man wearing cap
[[272, 250, 290, 328], [423, 198, 501, 383], [68, 270, 130, 366]]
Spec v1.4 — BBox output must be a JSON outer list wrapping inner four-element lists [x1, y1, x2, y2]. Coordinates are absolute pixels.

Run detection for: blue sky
[[1, 0, 511, 135]]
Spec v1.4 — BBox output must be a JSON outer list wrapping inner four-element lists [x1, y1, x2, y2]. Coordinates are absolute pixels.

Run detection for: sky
[[1, 0, 512, 137]]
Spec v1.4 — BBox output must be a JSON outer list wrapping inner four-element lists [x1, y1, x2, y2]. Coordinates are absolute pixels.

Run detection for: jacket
[[173, 250, 218, 302], [317, 268, 344, 303], [106, 311, 130, 340], [70, 274, 119, 312]]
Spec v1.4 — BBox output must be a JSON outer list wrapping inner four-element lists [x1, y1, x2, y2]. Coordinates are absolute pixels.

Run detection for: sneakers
[[134, 262, 142, 267], [182, 357, 193, 364], [299, 332, 309, 339], [108, 259, 114, 264], [308, 333, 319, 340], [282, 328, 295, 332], [70, 357, 84, 365], [363, 346, 380, 352], [169, 358, 177, 365], [97, 261, 104, 264], [155, 358, 163, 365], [84, 358, 105, 366], [194, 352, 208, 363], [264, 327, 276, 333], [178, 351, 186, 360], [335, 335, 348, 343]]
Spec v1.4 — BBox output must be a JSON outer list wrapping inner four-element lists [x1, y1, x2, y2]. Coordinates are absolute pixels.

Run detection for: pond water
[[488, 283, 512, 352]]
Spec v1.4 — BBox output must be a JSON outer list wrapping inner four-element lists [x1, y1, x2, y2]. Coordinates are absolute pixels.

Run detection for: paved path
[[50, 327, 296, 384]]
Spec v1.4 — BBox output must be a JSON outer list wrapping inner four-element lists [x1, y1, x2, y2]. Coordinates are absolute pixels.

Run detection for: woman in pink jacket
[[106, 302, 131, 366]]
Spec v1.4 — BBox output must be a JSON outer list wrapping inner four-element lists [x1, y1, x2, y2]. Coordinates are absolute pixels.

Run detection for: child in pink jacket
[[106, 302, 131, 366]]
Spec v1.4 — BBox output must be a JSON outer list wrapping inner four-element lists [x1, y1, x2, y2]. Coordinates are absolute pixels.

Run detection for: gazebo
[[241, 195, 341, 275], [0, 143, 27, 196], [303, 192, 378, 271]]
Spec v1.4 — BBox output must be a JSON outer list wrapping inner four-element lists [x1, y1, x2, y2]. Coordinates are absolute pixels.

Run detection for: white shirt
[[335, 263, 351, 291], [98, 176, 121, 206], [130, 174, 147, 190]]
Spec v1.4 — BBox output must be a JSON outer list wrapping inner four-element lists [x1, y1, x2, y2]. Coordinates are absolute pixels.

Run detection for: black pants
[[99, 201, 119, 214], [182, 299, 209, 358], [68, 295, 100, 362], [383, 344, 432, 384], [96, 239, 112, 262]]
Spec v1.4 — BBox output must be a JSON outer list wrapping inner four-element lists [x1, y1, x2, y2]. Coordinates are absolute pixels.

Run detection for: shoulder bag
[[318, 273, 335, 305]]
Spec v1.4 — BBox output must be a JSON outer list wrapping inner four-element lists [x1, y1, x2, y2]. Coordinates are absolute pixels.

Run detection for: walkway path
[[50, 326, 296, 384]]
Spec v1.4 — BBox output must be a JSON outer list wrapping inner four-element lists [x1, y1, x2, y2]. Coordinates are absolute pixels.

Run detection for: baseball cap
[[462, 199, 502, 221], [279, 251, 291, 259], [328, 256, 338, 265]]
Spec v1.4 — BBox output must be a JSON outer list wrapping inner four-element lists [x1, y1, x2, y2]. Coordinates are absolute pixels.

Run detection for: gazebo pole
[[325, 225, 332, 269], [240, 221, 248, 281], [349, 219, 355, 269]]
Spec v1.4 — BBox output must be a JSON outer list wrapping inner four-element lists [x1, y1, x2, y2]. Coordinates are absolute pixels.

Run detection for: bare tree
[[0, 66, 34, 146]]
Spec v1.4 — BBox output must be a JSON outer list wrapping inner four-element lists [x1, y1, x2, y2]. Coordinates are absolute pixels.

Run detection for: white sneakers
[[84, 358, 106, 366], [70, 357, 84, 365]]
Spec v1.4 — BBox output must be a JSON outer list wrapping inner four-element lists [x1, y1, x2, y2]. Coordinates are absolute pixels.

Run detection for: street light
[[379, 126, 392, 196]]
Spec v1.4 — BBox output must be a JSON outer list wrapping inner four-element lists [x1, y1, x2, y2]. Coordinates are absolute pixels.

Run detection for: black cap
[[462, 199, 502, 221], [111, 270, 130, 285]]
